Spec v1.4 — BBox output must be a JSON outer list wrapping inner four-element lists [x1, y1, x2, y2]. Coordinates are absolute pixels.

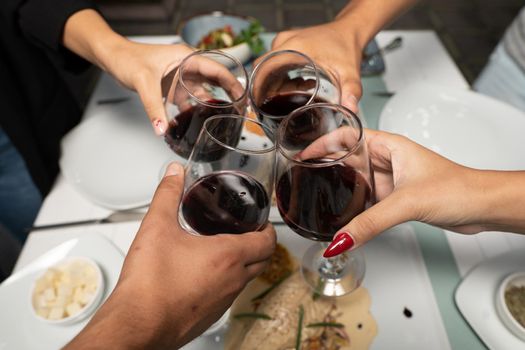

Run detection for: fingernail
[[164, 162, 182, 177], [294, 151, 303, 161], [153, 119, 166, 136], [347, 95, 359, 114], [323, 232, 355, 258]]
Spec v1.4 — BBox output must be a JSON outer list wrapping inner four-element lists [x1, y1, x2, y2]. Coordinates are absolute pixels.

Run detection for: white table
[[14, 30, 496, 350]]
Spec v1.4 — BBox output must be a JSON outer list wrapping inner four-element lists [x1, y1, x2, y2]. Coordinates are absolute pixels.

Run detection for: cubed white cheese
[[48, 307, 65, 320], [43, 287, 56, 302], [36, 307, 50, 319], [66, 302, 82, 317], [33, 258, 100, 320]]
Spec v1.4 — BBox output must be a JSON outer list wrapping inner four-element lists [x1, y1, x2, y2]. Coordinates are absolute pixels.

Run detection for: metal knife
[[28, 210, 146, 232], [29, 212, 285, 232]]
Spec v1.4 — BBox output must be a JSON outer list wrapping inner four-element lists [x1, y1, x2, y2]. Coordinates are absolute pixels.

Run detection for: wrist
[[110, 281, 171, 346], [331, 16, 374, 53], [471, 170, 525, 233], [90, 31, 130, 73], [66, 282, 170, 349]]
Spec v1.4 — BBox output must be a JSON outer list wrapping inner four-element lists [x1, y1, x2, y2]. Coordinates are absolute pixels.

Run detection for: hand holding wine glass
[[249, 50, 341, 136], [65, 162, 277, 349], [270, 22, 363, 113], [180, 114, 275, 236], [163, 50, 248, 159], [320, 129, 525, 258], [275, 103, 374, 297]]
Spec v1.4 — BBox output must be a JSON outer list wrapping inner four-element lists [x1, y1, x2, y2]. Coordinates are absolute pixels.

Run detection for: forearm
[[64, 285, 170, 349], [332, 0, 419, 50], [62, 9, 128, 72], [473, 170, 525, 233]]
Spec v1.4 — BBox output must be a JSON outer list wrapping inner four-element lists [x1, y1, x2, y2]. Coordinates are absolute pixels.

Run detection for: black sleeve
[[17, 0, 97, 72]]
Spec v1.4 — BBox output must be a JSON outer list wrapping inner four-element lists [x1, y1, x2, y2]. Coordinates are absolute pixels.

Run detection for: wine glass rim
[[248, 49, 321, 120], [203, 114, 276, 155], [276, 103, 364, 167], [178, 50, 249, 108]]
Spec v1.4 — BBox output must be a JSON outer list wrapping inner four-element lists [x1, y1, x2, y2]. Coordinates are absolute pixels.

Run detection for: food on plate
[[505, 285, 525, 328], [258, 243, 293, 284], [232, 271, 341, 349], [32, 257, 101, 321], [245, 111, 267, 137], [226, 245, 377, 349], [196, 20, 264, 55]]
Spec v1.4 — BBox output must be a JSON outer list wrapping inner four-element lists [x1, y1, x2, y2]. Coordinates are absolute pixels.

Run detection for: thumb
[[136, 76, 168, 136], [323, 191, 414, 257], [145, 162, 185, 226], [339, 77, 362, 114]]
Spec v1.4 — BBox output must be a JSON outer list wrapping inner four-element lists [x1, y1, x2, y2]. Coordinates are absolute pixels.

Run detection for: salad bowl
[[178, 11, 264, 64]]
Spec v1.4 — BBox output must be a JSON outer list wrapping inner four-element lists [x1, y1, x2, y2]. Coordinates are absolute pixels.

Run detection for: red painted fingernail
[[323, 232, 355, 258]]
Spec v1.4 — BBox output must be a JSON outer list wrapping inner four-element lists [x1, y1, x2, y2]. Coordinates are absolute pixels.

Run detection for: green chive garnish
[[295, 305, 304, 350], [251, 271, 292, 301], [312, 278, 324, 300], [306, 322, 345, 328]]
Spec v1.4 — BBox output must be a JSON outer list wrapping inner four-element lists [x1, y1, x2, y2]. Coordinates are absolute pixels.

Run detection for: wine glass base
[[301, 242, 366, 297]]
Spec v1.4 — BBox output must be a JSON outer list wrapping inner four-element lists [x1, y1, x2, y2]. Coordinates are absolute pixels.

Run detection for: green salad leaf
[[234, 19, 265, 55]]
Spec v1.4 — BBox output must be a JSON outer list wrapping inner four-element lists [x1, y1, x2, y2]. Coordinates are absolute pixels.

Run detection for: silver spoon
[[364, 36, 403, 60]]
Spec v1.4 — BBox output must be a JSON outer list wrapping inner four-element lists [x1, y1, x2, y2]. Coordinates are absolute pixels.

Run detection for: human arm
[[299, 129, 525, 257], [62, 9, 193, 135], [64, 162, 277, 349], [270, 0, 418, 111]]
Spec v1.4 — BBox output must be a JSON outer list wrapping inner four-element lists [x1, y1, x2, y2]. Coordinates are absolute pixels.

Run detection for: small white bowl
[[221, 43, 251, 67], [31, 256, 105, 326], [495, 271, 525, 340]]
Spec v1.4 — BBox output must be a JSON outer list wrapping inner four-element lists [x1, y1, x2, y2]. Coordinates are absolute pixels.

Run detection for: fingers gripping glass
[[164, 50, 249, 159], [179, 114, 275, 236], [275, 103, 375, 297], [249, 50, 341, 137]]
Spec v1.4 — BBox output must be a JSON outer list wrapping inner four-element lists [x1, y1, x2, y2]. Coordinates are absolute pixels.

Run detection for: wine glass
[[163, 50, 249, 159], [180, 114, 275, 236], [275, 103, 375, 297], [249, 50, 341, 137]]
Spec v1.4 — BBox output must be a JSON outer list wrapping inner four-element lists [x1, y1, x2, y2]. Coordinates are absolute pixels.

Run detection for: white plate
[[379, 82, 525, 348], [379, 82, 525, 170], [60, 77, 274, 211], [0, 235, 124, 350], [182, 223, 450, 350], [455, 250, 525, 349], [60, 96, 181, 210]]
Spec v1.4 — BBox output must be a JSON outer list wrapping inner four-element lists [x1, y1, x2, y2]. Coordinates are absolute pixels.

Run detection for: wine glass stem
[[319, 243, 347, 279]]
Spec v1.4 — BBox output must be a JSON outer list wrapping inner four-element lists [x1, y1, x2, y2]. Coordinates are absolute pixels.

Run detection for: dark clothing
[[0, 223, 21, 281], [0, 127, 42, 241], [0, 0, 95, 195]]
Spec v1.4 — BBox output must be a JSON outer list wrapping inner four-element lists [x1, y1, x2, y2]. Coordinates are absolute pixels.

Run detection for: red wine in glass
[[164, 99, 236, 159], [257, 92, 328, 135], [276, 159, 373, 241], [181, 171, 270, 235]]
